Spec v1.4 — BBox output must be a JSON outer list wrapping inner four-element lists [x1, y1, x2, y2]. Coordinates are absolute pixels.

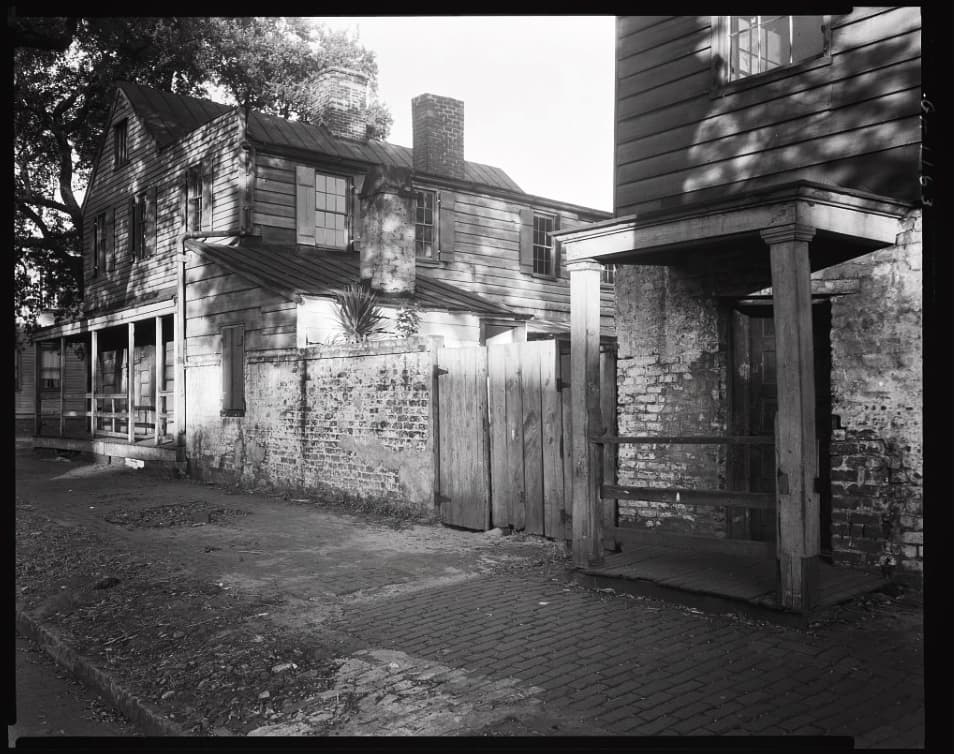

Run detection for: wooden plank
[[612, 526, 775, 561], [522, 342, 544, 536], [600, 349, 618, 540], [154, 317, 162, 444], [503, 343, 525, 530], [594, 434, 774, 445], [765, 225, 820, 612], [540, 341, 564, 541], [602, 484, 776, 510], [487, 344, 510, 528], [127, 322, 135, 443], [560, 349, 573, 540]]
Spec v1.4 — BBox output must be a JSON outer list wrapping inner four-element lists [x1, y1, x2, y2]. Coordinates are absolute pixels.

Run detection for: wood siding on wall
[[83, 93, 243, 313], [614, 9, 922, 216]]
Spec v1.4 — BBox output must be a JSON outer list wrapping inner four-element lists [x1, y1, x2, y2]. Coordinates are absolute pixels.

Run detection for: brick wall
[[186, 337, 437, 516], [822, 210, 922, 579], [614, 263, 729, 535], [412, 94, 465, 180]]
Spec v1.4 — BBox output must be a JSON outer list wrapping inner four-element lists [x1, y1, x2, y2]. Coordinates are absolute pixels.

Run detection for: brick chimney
[[359, 164, 416, 295], [412, 94, 465, 180], [314, 67, 370, 141]]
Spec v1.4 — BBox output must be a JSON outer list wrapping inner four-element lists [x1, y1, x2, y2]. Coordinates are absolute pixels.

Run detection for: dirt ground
[[15, 446, 569, 735]]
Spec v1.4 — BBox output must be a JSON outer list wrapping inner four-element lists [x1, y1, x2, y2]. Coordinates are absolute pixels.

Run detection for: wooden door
[[436, 346, 490, 530]]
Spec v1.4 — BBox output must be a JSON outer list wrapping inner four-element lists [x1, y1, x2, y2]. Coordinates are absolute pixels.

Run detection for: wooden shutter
[[128, 197, 138, 258], [518, 206, 534, 272], [553, 213, 564, 278], [106, 208, 115, 272], [201, 156, 214, 232], [296, 165, 316, 246], [221, 325, 245, 413], [438, 190, 456, 260], [144, 186, 157, 258], [180, 170, 189, 234], [350, 174, 363, 252]]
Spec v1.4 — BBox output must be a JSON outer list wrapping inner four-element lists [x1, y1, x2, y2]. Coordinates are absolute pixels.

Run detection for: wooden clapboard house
[[556, 11, 923, 611], [27, 73, 611, 467]]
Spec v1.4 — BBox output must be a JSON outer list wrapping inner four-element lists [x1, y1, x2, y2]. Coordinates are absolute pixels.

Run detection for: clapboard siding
[[614, 9, 922, 216], [83, 90, 243, 314]]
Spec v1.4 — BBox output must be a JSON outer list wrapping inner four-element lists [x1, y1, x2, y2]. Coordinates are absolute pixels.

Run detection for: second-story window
[[187, 164, 203, 232], [532, 213, 555, 276], [315, 172, 348, 248], [414, 189, 436, 259], [724, 16, 826, 82], [602, 264, 616, 286], [92, 212, 106, 277], [129, 188, 156, 260], [113, 119, 128, 168]]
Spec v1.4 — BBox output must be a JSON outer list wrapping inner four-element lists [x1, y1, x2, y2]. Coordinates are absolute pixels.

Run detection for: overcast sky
[[318, 16, 616, 212]]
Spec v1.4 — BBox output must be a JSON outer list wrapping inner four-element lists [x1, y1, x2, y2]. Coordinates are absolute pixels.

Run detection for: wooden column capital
[[566, 258, 604, 274], [760, 223, 816, 246]]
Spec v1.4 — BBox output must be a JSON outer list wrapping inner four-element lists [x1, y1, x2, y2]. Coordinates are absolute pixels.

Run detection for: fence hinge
[[434, 366, 449, 377]]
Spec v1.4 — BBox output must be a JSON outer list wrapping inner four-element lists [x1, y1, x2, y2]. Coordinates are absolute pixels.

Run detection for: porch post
[[33, 339, 41, 437], [155, 316, 163, 445], [568, 258, 604, 567], [762, 223, 819, 612], [175, 252, 186, 448], [90, 330, 98, 437], [127, 321, 136, 444], [58, 336, 65, 437]]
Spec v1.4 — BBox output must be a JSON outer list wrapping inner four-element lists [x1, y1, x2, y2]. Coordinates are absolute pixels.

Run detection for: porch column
[[568, 258, 604, 567], [58, 337, 65, 437], [762, 223, 819, 612], [33, 340, 41, 437], [155, 316, 163, 445], [127, 321, 136, 444], [175, 253, 186, 447], [90, 330, 98, 437]]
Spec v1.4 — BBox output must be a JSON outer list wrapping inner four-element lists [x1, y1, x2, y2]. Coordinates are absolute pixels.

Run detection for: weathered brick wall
[[614, 263, 729, 534], [186, 337, 437, 516], [822, 210, 922, 579]]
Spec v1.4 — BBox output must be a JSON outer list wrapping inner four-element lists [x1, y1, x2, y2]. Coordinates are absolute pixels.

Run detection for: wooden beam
[[155, 316, 163, 445], [58, 337, 65, 437], [569, 258, 604, 566], [127, 321, 135, 444], [601, 484, 776, 510], [90, 330, 98, 437], [763, 223, 820, 613], [593, 434, 774, 445]]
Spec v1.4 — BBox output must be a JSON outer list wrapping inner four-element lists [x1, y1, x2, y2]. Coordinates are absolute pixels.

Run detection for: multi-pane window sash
[[415, 189, 436, 258], [601, 264, 616, 286], [93, 213, 106, 276], [113, 120, 128, 167], [187, 164, 202, 232], [532, 214, 555, 276], [40, 345, 60, 390], [315, 172, 348, 249], [726, 16, 825, 82]]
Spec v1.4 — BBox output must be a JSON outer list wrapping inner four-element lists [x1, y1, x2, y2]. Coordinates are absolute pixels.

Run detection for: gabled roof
[[116, 82, 523, 193], [185, 238, 522, 319]]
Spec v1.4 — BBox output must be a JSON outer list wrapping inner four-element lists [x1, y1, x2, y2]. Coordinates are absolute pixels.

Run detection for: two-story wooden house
[[557, 11, 923, 610], [27, 73, 612, 506]]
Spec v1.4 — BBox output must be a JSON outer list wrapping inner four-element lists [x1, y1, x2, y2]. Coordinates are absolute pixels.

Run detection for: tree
[[13, 16, 391, 327]]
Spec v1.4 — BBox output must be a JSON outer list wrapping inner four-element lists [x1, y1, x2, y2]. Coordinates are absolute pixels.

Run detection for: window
[[187, 164, 203, 232], [601, 264, 616, 286], [40, 346, 60, 390], [113, 119, 128, 167], [532, 213, 555, 276], [414, 189, 436, 258], [315, 172, 348, 248], [92, 212, 106, 276], [723, 16, 826, 82], [129, 188, 156, 259], [221, 324, 245, 416]]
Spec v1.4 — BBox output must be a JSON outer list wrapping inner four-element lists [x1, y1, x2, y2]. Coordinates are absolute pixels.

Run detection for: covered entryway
[[556, 181, 911, 613]]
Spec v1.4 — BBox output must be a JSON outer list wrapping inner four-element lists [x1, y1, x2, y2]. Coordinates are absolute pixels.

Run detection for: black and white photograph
[[12, 12, 934, 746]]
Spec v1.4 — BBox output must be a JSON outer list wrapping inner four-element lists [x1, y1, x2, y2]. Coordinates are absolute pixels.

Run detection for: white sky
[[316, 16, 616, 212]]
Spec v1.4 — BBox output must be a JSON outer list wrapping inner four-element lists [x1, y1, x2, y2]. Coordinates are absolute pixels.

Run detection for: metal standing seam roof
[[186, 239, 522, 319], [117, 82, 524, 193]]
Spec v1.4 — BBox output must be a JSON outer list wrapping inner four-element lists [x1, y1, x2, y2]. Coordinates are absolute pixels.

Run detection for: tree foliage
[[13, 16, 392, 327]]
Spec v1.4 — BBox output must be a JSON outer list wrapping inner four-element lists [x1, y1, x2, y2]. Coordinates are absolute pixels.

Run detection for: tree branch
[[19, 193, 73, 216]]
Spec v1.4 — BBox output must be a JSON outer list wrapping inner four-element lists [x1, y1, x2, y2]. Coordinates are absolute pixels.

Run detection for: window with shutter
[[113, 120, 128, 168], [437, 191, 456, 260], [221, 324, 245, 416], [186, 163, 203, 232], [92, 212, 106, 277], [296, 165, 349, 249], [532, 212, 556, 277], [414, 189, 436, 258]]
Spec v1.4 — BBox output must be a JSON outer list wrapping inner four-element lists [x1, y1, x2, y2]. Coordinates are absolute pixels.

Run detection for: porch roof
[[186, 238, 524, 319], [555, 180, 913, 271]]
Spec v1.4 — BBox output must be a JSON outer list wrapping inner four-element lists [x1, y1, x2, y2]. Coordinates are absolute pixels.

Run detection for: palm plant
[[334, 283, 387, 343]]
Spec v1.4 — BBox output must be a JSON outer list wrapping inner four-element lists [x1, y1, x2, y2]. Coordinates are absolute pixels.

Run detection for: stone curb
[[15, 608, 188, 737]]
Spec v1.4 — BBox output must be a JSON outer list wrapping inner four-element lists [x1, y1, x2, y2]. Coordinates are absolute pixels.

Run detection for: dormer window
[[113, 119, 128, 168]]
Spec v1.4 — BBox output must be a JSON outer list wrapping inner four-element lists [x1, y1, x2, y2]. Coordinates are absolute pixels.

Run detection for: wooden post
[[762, 223, 819, 612], [175, 251, 187, 447], [58, 337, 66, 437], [90, 330, 98, 437], [155, 316, 163, 445], [127, 321, 136, 444], [33, 340, 41, 437], [568, 258, 604, 567]]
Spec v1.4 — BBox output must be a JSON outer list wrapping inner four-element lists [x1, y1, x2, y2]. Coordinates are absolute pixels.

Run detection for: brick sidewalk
[[324, 569, 924, 745]]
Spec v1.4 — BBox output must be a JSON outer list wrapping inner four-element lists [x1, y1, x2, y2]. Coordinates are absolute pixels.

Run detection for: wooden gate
[[436, 339, 617, 540]]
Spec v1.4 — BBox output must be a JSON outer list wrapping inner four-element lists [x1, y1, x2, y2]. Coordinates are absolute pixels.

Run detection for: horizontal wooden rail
[[601, 484, 776, 511], [592, 434, 774, 446]]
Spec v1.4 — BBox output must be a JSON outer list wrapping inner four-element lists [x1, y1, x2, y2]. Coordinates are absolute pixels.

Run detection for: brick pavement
[[323, 568, 924, 746]]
